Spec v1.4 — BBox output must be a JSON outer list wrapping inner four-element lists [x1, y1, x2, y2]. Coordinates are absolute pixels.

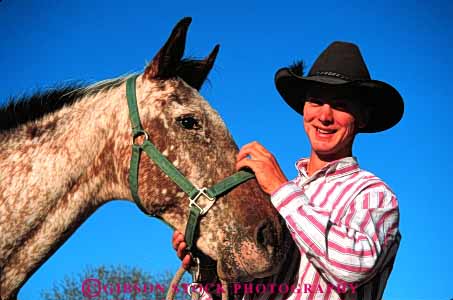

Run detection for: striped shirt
[[201, 157, 400, 300], [263, 156, 401, 300]]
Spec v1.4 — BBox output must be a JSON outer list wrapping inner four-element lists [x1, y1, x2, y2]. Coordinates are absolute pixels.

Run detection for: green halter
[[126, 74, 255, 251]]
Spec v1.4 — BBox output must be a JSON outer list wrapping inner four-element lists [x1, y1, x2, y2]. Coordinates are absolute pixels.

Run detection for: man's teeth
[[317, 128, 335, 134]]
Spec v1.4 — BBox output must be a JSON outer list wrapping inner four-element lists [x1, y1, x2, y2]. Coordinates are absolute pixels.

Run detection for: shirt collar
[[295, 156, 360, 181]]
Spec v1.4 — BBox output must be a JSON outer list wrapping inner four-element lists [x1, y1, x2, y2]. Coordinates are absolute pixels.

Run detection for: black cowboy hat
[[275, 41, 404, 133]]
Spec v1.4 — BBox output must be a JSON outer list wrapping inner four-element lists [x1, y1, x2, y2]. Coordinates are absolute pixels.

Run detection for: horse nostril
[[256, 220, 276, 250]]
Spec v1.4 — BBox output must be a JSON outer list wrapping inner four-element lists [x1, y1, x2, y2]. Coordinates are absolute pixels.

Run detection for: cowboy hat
[[275, 41, 404, 133]]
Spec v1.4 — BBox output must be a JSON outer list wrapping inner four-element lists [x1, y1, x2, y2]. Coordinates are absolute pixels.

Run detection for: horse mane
[[0, 76, 128, 131], [0, 59, 211, 132]]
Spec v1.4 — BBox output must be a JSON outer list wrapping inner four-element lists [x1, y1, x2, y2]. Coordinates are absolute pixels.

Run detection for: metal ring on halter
[[132, 130, 149, 147], [191, 256, 201, 281], [188, 282, 205, 297]]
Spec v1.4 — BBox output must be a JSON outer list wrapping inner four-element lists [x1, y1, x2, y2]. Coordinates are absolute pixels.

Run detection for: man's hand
[[172, 231, 192, 270], [236, 141, 288, 194]]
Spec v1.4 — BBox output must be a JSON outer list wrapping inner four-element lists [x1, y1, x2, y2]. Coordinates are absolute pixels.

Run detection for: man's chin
[[313, 148, 347, 161], [313, 146, 337, 156]]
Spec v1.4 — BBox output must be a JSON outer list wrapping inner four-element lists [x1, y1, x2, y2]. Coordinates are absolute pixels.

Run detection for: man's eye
[[176, 115, 201, 130]]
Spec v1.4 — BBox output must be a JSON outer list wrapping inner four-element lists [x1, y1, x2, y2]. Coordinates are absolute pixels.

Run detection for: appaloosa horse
[[0, 18, 289, 300]]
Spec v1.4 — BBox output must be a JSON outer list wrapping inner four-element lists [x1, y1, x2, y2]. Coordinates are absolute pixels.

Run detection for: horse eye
[[176, 115, 201, 130]]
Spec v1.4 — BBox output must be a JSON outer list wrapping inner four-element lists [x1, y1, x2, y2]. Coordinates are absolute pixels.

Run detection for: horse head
[[0, 18, 291, 300], [120, 17, 288, 281]]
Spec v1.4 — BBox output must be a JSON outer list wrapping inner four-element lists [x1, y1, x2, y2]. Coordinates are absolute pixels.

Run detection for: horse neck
[[0, 80, 133, 299]]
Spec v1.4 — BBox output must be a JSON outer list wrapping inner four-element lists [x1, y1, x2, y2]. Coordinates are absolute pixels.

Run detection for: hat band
[[313, 71, 351, 81]]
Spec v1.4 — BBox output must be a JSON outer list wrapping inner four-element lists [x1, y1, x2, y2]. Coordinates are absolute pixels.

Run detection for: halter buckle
[[189, 187, 216, 216]]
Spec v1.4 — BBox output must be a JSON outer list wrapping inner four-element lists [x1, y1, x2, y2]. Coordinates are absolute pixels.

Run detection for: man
[[173, 41, 403, 300]]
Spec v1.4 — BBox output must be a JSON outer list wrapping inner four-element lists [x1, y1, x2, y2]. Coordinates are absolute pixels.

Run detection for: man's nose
[[318, 104, 334, 124]]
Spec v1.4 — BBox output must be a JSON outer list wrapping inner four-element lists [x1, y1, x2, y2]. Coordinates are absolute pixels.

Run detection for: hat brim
[[275, 68, 404, 133]]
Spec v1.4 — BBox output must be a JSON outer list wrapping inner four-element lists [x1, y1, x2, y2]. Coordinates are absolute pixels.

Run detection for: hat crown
[[308, 41, 371, 81]]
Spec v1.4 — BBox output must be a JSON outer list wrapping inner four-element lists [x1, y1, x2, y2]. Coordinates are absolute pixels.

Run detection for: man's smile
[[313, 125, 338, 137]]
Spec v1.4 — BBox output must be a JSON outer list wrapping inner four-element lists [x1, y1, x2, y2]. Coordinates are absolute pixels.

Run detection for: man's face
[[303, 92, 364, 160]]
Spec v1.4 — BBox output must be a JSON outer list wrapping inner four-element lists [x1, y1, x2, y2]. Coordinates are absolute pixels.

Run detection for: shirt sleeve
[[270, 180, 400, 285]]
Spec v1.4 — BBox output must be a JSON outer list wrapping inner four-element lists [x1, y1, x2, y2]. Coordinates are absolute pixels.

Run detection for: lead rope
[[166, 267, 230, 300], [166, 266, 185, 300], [220, 279, 229, 300]]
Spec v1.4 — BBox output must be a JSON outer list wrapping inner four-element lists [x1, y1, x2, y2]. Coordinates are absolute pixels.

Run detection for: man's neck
[[307, 150, 352, 176]]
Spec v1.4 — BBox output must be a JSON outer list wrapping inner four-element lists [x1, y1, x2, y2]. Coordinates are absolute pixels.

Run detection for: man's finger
[[239, 142, 265, 156], [177, 242, 187, 259], [182, 254, 192, 270], [236, 158, 262, 173], [172, 231, 179, 244], [237, 147, 267, 162], [248, 141, 270, 154], [172, 232, 185, 250], [237, 143, 273, 161]]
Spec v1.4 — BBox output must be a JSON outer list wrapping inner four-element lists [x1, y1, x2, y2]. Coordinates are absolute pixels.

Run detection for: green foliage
[[41, 265, 191, 300]]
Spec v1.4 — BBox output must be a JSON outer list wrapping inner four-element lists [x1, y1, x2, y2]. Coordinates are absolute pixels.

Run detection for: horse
[[0, 17, 290, 300]]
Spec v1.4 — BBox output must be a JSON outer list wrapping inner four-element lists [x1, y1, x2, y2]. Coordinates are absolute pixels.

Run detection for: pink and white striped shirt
[[261, 156, 401, 300]]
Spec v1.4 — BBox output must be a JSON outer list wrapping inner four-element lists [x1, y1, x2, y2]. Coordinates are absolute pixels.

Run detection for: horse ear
[[178, 45, 220, 90], [144, 17, 192, 80]]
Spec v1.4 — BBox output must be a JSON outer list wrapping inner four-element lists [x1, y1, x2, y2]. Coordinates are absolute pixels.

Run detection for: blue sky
[[1, 1, 452, 299]]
